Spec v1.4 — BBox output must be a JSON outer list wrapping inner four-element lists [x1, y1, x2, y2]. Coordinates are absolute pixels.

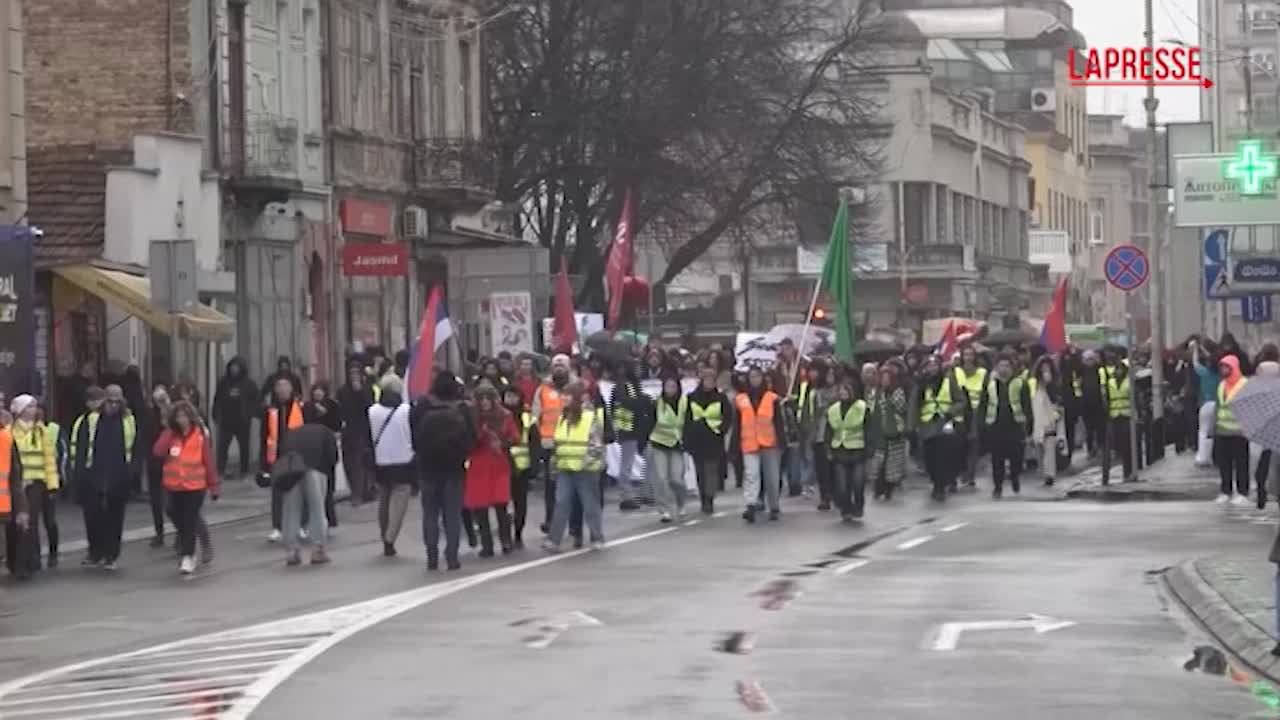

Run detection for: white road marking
[[832, 559, 870, 575], [930, 614, 1076, 651], [0, 526, 679, 720], [712, 510, 728, 518], [896, 535, 935, 551], [682, 518, 701, 527], [939, 522, 969, 533], [523, 610, 604, 649]]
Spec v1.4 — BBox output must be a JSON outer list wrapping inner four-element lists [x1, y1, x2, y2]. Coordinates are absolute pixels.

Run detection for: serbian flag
[[1039, 276, 1069, 354], [605, 188, 635, 331], [405, 285, 454, 401]]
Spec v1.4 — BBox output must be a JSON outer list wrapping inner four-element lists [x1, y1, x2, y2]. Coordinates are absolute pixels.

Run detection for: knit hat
[[105, 384, 126, 405], [379, 374, 404, 396], [84, 386, 106, 410], [551, 354, 572, 370], [9, 394, 35, 418], [474, 381, 499, 400]]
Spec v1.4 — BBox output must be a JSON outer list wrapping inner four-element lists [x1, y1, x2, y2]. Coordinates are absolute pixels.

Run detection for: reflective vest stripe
[[1107, 378, 1131, 418], [13, 425, 58, 490], [920, 381, 954, 422], [650, 396, 687, 448], [613, 384, 639, 433], [265, 402, 303, 464], [826, 400, 867, 450], [690, 400, 724, 435], [510, 412, 533, 471], [1217, 380, 1246, 433], [984, 378, 1027, 425], [554, 413, 602, 472], [954, 367, 987, 409]]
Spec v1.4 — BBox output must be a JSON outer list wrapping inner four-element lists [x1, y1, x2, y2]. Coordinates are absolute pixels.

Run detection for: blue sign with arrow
[[1205, 228, 1231, 299]]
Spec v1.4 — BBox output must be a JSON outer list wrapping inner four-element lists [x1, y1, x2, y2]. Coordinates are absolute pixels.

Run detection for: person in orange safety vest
[[736, 366, 785, 524], [261, 377, 303, 543], [152, 401, 219, 575]]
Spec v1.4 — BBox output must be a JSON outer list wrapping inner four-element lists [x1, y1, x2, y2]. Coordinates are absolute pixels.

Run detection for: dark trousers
[[341, 432, 373, 504], [146, 457, 166, 537], [474, 504, 513, 552], [1107, 417, 1134, 482], [323, 470, 337, 528], [421, 471, 465, 566], [989, 432, 1025, 492], [168, 490, 205, 557], [216, 423, 251, 476], [42, 488, 58, 560], [813, 443, 833, 506], [831, 453, 866, 518], [5, 484, 47, 575], [693, 456, 721, 508], [511, 468, 529, 540], [82, 490, 127, 562], [1064, 402, 1081, 454], [923, 434, 956, 499], [1083, 404, 1107, 456], [1215, 435, 1251, 496]]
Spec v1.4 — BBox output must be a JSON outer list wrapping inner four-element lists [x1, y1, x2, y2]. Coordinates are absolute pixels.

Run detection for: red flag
[[406, 285, 452, 401], [1040, 276, 1070, 353], [605, 188, 635, 331], [551, 257, 578, 353], [938, 320, 958, 359]]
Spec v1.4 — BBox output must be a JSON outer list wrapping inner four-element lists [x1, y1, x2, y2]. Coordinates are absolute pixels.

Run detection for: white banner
[[540, 312, 605, 353], [733, 323, 836, 370], [489, 291, 534, 356]]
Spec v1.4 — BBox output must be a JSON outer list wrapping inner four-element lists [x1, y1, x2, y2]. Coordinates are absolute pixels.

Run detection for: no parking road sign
[[1104, 244, 1149, 292]]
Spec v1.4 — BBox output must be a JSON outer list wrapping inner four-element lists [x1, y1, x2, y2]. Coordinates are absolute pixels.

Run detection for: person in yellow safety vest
[[69, 384, 138, 571], [914, 356, 968, 501], [38, 403, 65, 565], [502, 386, 533, 549], [609, 361, 651, 511], [687, 364, 732, 515], [979, 355, 1033, 499], [1214, 355, 1252, 505], [7, 395, 58, 576], [544, 382, 606, 553], [0, 413, 26, 580], [648, 377, 689, 523], [824, 379, 869, 522], [952, 346, 988, 488], [1105, 360, 1135, 483]]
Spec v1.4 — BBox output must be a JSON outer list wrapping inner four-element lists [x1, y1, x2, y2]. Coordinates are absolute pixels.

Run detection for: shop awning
[[53, 264, 234, 342]]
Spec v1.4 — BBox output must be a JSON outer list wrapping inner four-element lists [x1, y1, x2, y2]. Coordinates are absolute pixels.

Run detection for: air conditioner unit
[[403, 206, 428, 239], [1029, 87, 1056, 112]]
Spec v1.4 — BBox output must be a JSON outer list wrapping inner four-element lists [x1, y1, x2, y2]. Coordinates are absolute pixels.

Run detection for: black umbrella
[[984, 329, 1034, 347], [854, 339, 902, 358]]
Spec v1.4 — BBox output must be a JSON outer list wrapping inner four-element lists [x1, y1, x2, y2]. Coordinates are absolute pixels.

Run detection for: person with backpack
[[271, 422, 337, 567], [411, 370, 476, 571], [368, 375, 414, 557]]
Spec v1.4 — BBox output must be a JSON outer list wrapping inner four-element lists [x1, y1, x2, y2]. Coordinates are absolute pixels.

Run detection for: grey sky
[[1073, 0, 1202, 125]]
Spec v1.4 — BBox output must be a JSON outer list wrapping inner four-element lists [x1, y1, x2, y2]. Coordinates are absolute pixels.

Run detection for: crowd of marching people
[[0, 329, 1269, 580]]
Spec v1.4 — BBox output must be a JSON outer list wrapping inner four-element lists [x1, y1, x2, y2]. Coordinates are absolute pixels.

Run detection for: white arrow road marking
[[0, 526, 678, 720], [832, 559, 870, 576], [523, 611, 604, 649], [930, 614, 1076, 651], [896, 535, 935, 551], [939, 522, 968, 533]]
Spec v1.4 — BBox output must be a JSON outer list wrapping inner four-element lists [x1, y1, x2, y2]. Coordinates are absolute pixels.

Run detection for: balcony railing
[[413, 137, 495, 192], [226, 115, 299, 179]]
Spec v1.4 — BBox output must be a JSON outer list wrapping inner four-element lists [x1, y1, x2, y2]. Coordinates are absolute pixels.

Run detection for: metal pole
[[1144, 0, 1166, 454], [168, 247, 180, 386], [647, 244, 655, 340], [1127, 292, 1140, 481]]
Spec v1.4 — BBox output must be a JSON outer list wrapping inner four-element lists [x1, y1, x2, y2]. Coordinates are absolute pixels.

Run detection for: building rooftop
[[900, 7, 1066, 40]]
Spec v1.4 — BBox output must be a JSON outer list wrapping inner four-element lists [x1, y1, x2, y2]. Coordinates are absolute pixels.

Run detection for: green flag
[[818, 198, 854, 361]]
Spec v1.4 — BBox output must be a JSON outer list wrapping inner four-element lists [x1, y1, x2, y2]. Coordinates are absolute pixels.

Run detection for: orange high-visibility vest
[[0, 428, 11, 516], [736, 391, 779, 454], [162, 429, 211, 492], [265, 401, 303, 464], [537, 385, 565, 440]]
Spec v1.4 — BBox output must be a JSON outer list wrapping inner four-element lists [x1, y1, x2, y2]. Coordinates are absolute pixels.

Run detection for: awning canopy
[[54, 264, 234, 342]]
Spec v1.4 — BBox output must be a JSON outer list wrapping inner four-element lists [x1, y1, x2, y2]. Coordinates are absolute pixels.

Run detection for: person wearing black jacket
[[303, 382, 342, 530], [337, 365, 376, 505], [610, 362, 652, 510], [411, 371, 476, 571], [212, 357, 258, 479], [685, 364, 732, 514], [978, 354, 1034, 498], [261, 356, 304, 404], [1078, 351, 1107, 458], [271, 422, 337, 567]]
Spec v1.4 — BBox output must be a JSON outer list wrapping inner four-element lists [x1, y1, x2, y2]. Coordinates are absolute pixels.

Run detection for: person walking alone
[[412, 371, 475, 571], [467, 383, 516, 557], [544, 382, 606, 551], [368, 375, 414, 557], [648, 376, 688, 523], [152, 402, 219, 575], [825, 379, 869, 522], [70, 385, 137, 570]]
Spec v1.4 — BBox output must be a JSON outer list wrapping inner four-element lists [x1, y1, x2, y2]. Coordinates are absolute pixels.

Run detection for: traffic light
[[811, 306, 831, 326]]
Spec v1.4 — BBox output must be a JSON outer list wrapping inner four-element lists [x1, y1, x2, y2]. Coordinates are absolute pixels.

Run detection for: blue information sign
[[1104, 244, 1150, 292], [1243, 295, 1273, 323]]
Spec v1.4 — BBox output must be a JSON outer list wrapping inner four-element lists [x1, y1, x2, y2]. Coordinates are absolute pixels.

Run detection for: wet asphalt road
[[0, 480, 1274, 719]]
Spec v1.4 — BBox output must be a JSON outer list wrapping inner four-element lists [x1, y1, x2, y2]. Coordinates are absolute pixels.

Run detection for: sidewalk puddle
[[715, 631, 756, 655]]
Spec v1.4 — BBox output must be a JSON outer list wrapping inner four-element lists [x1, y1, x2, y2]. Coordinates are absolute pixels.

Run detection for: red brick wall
[[25, 0, 195, 150]]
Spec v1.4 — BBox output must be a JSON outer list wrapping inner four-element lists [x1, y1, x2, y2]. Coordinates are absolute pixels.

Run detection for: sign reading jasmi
[[1175, 142, 1280, 227]]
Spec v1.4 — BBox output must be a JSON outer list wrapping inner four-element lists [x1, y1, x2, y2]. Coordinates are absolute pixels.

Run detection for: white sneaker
[[179, 555, 195, 575], [298, 528, 309, 541], [267, 529, 283, 543], [1216, 494, 1231, 505], [590, 540, 606, 551], [1232, 494, 1250, 507]]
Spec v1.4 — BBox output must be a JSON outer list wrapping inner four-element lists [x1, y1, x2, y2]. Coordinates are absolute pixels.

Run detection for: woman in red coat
[[466, 383, 517, 556]]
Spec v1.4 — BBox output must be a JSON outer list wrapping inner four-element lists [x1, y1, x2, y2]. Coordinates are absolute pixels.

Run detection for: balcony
[[225, 115, 302, 196], [413, 137, 496, 199]]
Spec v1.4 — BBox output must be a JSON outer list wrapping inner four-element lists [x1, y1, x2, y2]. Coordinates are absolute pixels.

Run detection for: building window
[[428, 35, 447, 137], [952, 191, 963, 246], [459, 37, 474, 138], [936, 185, 948, 243], [303, 8, 319, 134], [410, 69, 424, 139], [358, 12, 378, 131], [391, 62, 405, 137], [336, 9, 354, 127], [1089, 199, 1104, 245]]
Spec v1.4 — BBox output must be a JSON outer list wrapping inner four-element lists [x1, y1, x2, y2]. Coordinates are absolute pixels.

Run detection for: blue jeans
[[788, 443, 813, 490], [282, 471, 328, 552], [1274, 569, 1280, 640], [549, 471, 604, 545]]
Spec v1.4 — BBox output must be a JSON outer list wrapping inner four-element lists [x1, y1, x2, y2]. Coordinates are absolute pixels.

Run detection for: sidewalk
[[52, 477, 273, 556], [1062, 451, 1221, 501], [1165, 556, 1280, 683]]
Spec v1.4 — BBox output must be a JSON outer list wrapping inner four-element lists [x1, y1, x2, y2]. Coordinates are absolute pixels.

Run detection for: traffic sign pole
[[1104, 243, 1149, 482]]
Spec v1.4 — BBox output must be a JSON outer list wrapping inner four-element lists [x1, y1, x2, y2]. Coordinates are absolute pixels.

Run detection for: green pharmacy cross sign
[[1225, 140, 1279, 195]]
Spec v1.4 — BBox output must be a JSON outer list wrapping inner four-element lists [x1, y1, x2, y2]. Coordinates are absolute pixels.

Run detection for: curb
[[1163, 560, 1280, 685], [1063, 485, 1219, 502]]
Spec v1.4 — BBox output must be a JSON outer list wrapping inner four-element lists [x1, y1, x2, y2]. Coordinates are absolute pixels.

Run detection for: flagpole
[[790, 273, 824, 397]]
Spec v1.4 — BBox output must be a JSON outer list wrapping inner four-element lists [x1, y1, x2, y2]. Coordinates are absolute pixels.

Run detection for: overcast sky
[[1073, 0, 1202, 125]]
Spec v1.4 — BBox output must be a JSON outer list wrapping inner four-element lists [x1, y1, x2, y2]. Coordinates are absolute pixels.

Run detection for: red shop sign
[[339, 198, 392, 237], [341, 242, 409, 277]]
